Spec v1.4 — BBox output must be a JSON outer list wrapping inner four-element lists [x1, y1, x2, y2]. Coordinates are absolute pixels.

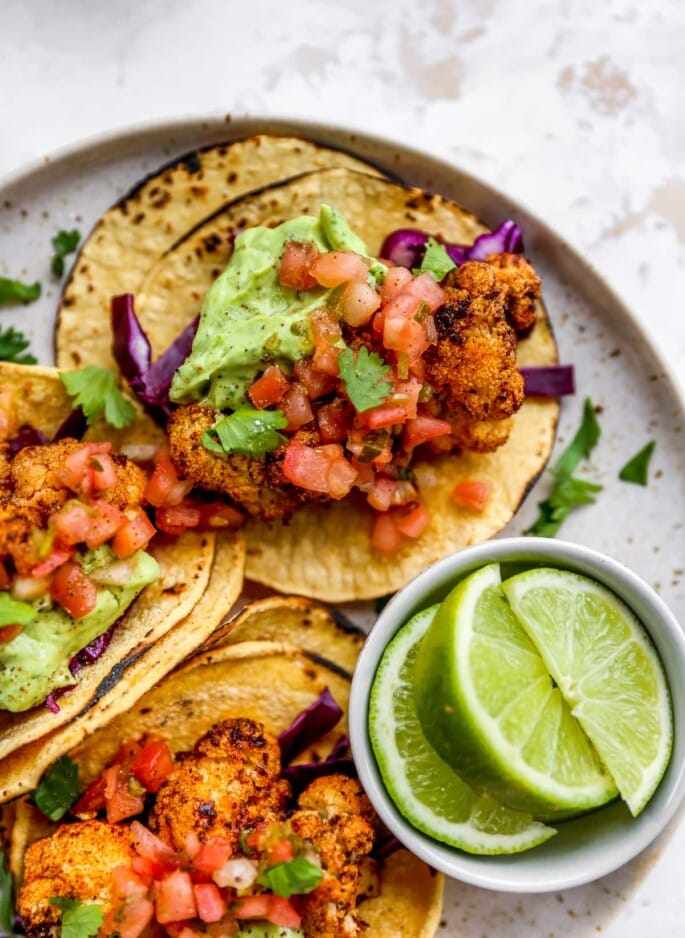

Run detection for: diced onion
[[89, 560, 135, 586], [212, 857, 259, 889]]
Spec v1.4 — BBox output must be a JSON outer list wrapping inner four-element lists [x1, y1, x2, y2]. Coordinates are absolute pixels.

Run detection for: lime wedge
[[414, 564, 617, 818], [369, 605, 556, 854], [502, 568, 673, 815]]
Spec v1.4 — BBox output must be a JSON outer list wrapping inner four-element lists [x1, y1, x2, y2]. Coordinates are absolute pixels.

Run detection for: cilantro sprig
[[59, 366, 135, 429], [619, 441, 655, 486], [338, 345, 392, 413], [527, 398, 603, 537], [202, 408, 288, 457], [33, 755, 80, 821], [417, 237, 456, 282], [51, 229, 81, 278], [49, 898, 104, 938], [0, 277, 41, 306], [0, 325, 37, 364], [257, 857, 323, 898]]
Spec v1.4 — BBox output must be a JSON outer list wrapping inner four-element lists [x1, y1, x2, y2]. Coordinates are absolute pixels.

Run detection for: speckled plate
[[1, 116, 684, 937]]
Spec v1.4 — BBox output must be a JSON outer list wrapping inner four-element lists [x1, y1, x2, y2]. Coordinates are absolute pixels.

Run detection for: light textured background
[[1, 1, 684, 935]]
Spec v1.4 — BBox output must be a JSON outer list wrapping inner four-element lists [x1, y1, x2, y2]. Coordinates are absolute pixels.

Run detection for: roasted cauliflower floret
[[486, 252, 541, 333], [149, 718, 290, 852], [17, 820, 135, 938], [289, 775, 374, 938], [167, 403, 327, 521]]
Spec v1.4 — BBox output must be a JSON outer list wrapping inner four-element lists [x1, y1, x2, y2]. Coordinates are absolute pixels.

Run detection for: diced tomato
[[234, 895, 272, 920], [89, 452, 118, 492], [267, 838, 294, 866], [452, 478, 493, 512], [311, 311, 343, 377], [293, 357, 337, 400], [52, 502, 92, 547], [278, 241, 320, 290], [85, 501, 124, 549], [195, 502, 245, 531], [371, 512, 403, 557], [155, 504, 201, 536], [103, 764, 145, 824], [282, 443, 357, 499], [112, 897, 154, 938], [113, 512, 156, 558], [280, 384, 314, 431], [113, 739, 145, 765], [403, 415, 451, 449], [112, 866, 149, 901], [383, 313, 429, 362], [349, 459, 375, 490], [60, 442, 113, 497], [145, 457, 192, 508], [131, 821, 185, 870], [366, 475, 399, 512], [316, 400, 350, 443], [0, 625, 22, 644], [248, 365, 290, 409], [193, 838, 233, 874], [266, 896, 302, 929], [395, 504, 430, 538], [194, 883, 227, 923], [391, 377, 422, 421], [310, 250, 368, 288], [401, 271, 446, 312], [50, 562, 97, 618], [358, 403, 408, 430], [341, 281, 380, 327], [72, 773, 107, 817], [132, 739, 174, 793], [380, 266, 413, 304], [31, 548, 74, 578], [154, 870, 197, 924], [131, 854, 166, 884]]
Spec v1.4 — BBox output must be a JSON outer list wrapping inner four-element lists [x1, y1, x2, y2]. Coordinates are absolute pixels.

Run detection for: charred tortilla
[[0, 363, 244, 763], [6, 598, 443, 935], [56, 135, 385, 371], [132, 167, 558, 600]]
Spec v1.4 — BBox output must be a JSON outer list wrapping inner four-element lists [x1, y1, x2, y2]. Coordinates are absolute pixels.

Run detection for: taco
[[56, 135, 386, 373], [6, 599, 443, 938], [0, 362, 244, 763]]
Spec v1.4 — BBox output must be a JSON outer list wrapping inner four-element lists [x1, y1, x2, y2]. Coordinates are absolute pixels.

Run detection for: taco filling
[[17, 718, 377, 938], [0, 438, 161, 712], [164, 205, 541, 554]]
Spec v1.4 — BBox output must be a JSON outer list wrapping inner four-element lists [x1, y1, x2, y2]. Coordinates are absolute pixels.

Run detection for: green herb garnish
[[0, 594, 36, 629], [51, 229, 81, 278], [202, 408, 288, 457], [618, 441, 655, 486], [33, 755, 80, 821], [0, 325, 37, 364], [257, 857, 323, 898], [59, 366, 135, 429], [417, 237, 456, 282], [49, 898, 104, 938], [527, 398, 603, 537], [0, 277, 41, 306], [338, 345, 392, 413]]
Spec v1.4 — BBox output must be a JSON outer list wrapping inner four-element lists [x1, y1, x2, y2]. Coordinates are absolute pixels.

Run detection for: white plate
[[1, 116, 684, 937]]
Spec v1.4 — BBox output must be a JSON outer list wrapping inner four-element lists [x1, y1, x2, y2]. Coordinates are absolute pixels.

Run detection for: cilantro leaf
[[338, 346, 392, 413], [257, 857, 323, 898], [51, 229, 81, 278], [526, 398, 603, 538], [0, 277, 41, 306], [59, 366, 135, 429], [49, 898, 104, 938], [202, 408, 288, 457], [0, 593, 36, 629], [0, 852, 16, 938], [418, 237, 456, 282], [0, 325, 37, 364], [619, 440, 655, 486], [33, 755, 80, 821]]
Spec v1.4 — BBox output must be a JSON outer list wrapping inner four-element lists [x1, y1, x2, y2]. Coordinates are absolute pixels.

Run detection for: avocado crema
[[170, 205, 385, 411], [0, 548, 159, 712]]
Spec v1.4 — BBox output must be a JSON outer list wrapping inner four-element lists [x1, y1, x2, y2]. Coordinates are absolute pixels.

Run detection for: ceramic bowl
[[349, 537, 685, 892]]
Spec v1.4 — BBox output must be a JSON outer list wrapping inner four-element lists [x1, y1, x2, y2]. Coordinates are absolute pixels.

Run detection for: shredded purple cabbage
[[380, 219, 525, 272], [520, 364, 575, 397], [53, 406, 88, 442], [7, 426, 48, 456], [111, 293, 152, 383], [44, 693, 61, 714], [278, 687, 343, 765], [281, 734, 356, 793], [129, 315, 199, 419]]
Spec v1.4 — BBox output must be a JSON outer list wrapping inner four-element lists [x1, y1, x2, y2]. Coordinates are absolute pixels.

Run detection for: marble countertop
[[1, 1, 683, 935]]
